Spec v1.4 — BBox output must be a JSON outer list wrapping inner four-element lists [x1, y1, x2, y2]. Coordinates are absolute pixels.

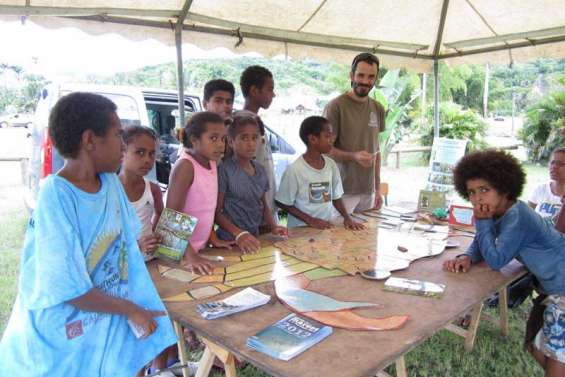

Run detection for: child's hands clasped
[[443, 255, 472, 273], [344, 217, 365, 230], [128, 305, 166, 339], [236, 232, 261, 254], [473, 203, 496, 219]]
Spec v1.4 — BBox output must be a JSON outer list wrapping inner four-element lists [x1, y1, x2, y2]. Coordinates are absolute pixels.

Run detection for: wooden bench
[[389, 146, 432, 169]]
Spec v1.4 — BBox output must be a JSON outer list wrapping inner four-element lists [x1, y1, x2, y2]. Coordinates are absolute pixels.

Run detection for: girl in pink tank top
[[166, 112, 230, 275]]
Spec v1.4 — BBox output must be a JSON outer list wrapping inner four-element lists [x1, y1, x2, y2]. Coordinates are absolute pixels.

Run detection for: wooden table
[[150, 233, 526, 377]]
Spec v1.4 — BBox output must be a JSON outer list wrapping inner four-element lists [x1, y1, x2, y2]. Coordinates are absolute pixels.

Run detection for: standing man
[[323, 52, 385, 213]]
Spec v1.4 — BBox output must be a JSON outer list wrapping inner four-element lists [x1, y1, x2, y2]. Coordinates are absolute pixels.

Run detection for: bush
[[518, 77, 565, 162], [418, 101, 487, 151]]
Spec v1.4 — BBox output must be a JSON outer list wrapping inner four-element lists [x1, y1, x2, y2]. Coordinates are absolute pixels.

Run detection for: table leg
[[193, 338, 238, 377], [194, 347, 215, 377], [173, 321, 191, 377], [375, 356, 407, 377], [464, 301, 484, 352], [498, 287, 509, 337]]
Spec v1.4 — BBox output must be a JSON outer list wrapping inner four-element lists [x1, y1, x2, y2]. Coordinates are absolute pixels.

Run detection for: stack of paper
[[196, 288, 271, 320]]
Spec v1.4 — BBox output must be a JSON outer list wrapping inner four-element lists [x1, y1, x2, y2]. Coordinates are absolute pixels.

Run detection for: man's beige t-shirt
[[323, 93, 385, 195]]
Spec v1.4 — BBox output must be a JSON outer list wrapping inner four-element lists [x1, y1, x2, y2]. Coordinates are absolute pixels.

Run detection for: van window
[[60, 91, 141, 127]]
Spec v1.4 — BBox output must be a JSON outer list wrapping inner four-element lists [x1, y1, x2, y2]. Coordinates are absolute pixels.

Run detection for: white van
[[23, 83, 201, 209], [23, 83, 297, 210]]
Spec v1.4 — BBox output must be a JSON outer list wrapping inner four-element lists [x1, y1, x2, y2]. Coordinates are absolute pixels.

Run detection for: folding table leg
[[193, 338, 238, 377], [375, 356, 407, 377], [464, 301, 484, 351], [173, 321, 191, 377], [498, 287, 509, 336]]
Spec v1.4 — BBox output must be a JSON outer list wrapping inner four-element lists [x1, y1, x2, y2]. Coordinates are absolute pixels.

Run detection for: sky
[[0, 19, 258, 81]]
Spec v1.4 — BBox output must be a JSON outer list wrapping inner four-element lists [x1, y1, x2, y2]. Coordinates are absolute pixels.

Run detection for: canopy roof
[[1, 0, 565, 71]]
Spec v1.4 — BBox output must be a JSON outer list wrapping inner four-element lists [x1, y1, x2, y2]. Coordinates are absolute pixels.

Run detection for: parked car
[[0, 113, 34, 128], [23, 83, 296, 210]]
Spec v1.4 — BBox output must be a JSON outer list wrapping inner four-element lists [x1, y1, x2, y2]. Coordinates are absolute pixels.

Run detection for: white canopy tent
[[2, 0, 565, 131]]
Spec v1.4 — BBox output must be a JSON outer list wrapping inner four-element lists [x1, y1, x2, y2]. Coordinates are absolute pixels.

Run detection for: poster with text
[[426, 137, 468, 193]]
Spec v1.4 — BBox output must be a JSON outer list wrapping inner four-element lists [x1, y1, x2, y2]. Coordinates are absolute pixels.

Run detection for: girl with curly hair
[[443, 149, 565, 377]]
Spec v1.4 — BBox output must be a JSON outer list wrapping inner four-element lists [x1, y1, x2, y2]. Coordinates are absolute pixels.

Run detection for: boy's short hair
[[228, 110, 259, 139], [453, 149, 525, 201], [180, 111, 224, 148], [122, 125, 157, 145], [49, 92, 117, 159], [203, 79, 235, 102], [240, 65, 273, 98], [299, 116, 330, 146]]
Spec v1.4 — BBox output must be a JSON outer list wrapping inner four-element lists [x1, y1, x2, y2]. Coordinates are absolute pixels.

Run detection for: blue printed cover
[[247, 313, 332, 361]]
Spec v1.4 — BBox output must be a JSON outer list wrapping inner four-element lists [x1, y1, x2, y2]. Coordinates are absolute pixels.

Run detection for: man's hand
[[443, 255, 472, 273], [473, 203, 495, 219], [352, 150, 374, 168]]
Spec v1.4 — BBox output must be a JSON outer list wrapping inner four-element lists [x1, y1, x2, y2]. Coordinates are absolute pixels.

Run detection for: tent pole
[[174, 0, 194, 129], [175, 27, 185, 129], [433, 60, 440, 138]]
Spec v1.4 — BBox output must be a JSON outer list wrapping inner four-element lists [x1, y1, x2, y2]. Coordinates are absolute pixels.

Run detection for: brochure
[[247, 313, 332, 361], [197, 288, 271, 320], [417, 190, 446, 213], [384, 277, 446, 298], [155, 208, 198, 262]]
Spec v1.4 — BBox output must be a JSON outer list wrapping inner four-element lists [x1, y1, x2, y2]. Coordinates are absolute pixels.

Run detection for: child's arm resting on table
[[263, 195, 288, 237], [166, 159, 213, 274], [215, 192, 261, 253], [68, 288, 165, 338], [181, 244, 214, 275], [275, 199, 333, 229], [333, 198, 365, 230], [444, 212, 525, 272]]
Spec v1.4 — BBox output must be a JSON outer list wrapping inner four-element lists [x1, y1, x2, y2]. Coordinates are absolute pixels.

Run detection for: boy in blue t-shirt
[[0, 92, 176, 377], [275, 116, 364, 230]]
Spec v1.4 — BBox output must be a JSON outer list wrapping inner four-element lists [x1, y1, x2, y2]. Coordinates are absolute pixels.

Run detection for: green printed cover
[[247, 313, 332, 361], [155, 208, 198, 262]]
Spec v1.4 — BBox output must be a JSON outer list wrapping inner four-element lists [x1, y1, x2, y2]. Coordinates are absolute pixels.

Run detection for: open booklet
[[154, 208, 198, 262], [196, 287, 271, 320]]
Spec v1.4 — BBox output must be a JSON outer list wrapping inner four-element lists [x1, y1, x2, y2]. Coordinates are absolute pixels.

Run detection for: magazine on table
[[197, 288, 271, 320], [247, 313, 333, 361], [154, 208, 198, 262]]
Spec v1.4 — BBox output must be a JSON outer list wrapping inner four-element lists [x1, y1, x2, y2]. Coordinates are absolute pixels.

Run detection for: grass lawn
[[0, 161, 547, 376]]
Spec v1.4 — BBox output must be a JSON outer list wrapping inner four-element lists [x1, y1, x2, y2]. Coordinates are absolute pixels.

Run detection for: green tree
[[418, 102, 487, 151], [518, 77, 565, 162]]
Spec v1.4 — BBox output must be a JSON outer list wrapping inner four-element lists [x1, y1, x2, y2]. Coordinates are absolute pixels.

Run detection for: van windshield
[[61, 91, 141, 127]]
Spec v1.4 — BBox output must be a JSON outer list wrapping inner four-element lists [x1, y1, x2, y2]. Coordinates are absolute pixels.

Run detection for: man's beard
[[351, 81, 372, 97]]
